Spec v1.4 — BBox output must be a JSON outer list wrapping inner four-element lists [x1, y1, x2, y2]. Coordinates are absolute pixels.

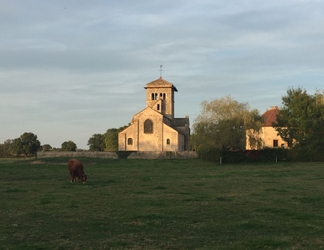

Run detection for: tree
[[61, 141, 77, 151], [11, 132, 41, 156], [87, 134, 105, 151], [41, 144, 52, 152], [20, 132, 41, 156], [104, 126, 128, 151], [192, 96, 262, 151], [0, 139, 13, 158], [274, 87, 324, 157], [10, 138, 23, 156]]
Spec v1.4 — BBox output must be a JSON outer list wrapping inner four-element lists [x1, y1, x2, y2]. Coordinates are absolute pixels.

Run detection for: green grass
[[1, 158, 324, 249]]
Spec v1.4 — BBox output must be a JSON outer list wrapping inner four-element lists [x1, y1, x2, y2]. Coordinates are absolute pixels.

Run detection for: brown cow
[[68, 158, 87, 184]]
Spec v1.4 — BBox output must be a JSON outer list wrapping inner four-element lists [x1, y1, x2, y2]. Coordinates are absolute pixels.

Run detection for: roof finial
[[159, 65, 163, 78]]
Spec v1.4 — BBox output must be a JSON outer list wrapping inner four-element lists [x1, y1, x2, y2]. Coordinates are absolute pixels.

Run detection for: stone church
[[118, 77, 190, 152]]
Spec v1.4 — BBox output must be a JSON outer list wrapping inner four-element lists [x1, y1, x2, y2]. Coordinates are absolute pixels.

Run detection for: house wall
[[261, 126, 287, 148], [246, 126, 288, 150]]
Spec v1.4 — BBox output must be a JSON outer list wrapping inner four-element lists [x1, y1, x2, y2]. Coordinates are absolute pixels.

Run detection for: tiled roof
[[144, 77, 178, 91], [262, 106, 279, 126]]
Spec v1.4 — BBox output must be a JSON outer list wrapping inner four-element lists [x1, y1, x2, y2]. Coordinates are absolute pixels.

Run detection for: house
[[118, 77, 190, 152], [246, 106, 288, 150]]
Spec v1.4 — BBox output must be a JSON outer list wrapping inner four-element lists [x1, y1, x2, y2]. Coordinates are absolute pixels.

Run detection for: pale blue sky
[[1, 0, 324, 149]]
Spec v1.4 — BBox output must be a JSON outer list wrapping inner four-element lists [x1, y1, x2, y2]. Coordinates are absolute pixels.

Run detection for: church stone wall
[[118, 122, 138, 151], [138, 110, 164, 151], [163, 124, 180, 151]]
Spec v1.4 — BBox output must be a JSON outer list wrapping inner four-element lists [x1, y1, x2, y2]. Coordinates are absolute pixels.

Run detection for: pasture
[[1, 158, 324, 249]]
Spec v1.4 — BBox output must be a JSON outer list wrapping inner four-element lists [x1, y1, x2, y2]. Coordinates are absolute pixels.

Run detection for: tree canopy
[[87, 134, 105, 152], [192, 96, 262, 152], [61, 141, 77, 152], [274, 87, 324, 158], [20, 132, 41, 156], [0, 140, 13, 158]]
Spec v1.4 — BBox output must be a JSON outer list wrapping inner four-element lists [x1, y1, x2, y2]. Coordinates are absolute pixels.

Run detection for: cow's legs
[[70, 172, 74, 183]]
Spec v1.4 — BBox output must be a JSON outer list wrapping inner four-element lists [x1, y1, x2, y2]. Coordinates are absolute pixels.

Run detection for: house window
[[273, 140, 278, 147], [151, 93, 155, 100], [144, 119, 153, 134], [127, 138, 133, 145], [163, 93, 166, 99], [160, 93, 163, 99], [166, 139, 170, 145], [157, 104, 160, 110]]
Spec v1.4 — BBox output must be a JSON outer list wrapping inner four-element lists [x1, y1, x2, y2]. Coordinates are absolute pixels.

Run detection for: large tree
[[20, 132, 41, 156], [61, 141, 77, 151], [192, 96, 262, 151], [87, 134, 105, 151], [274, 87, 324, 152]]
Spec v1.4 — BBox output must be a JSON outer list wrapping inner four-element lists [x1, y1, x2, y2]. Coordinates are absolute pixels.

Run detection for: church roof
[[172, 117, 189, 127], [144, 77, 178, 92], [262, 106, 279, 126]]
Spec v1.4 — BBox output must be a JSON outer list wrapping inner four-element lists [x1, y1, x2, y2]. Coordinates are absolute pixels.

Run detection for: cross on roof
[[159, 65, 163, 78]]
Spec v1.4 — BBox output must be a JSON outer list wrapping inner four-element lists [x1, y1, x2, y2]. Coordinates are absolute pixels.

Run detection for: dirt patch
[[30, 160, 46, 164]]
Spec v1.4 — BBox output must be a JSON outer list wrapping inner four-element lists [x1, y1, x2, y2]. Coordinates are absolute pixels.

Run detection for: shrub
[[197, 144, 221, 162]]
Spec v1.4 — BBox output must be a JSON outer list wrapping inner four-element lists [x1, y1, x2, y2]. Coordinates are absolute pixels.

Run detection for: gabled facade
[[118, 77, 190, 152], [246, 106, 288, 150]]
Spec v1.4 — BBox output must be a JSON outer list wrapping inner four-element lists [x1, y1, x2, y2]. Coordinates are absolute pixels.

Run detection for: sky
[[1, 0, 324, 149]]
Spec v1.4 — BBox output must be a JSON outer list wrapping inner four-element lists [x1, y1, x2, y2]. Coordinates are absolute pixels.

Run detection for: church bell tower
[[144, 77, 178, 119]]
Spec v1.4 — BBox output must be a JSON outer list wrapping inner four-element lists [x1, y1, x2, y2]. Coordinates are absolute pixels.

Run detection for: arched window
[[166, 139, 170, 145], [163, 93, 166, 100], [151, 93, 155, 100], [127, 138, 133, 145], [144, 119, 153, 134]]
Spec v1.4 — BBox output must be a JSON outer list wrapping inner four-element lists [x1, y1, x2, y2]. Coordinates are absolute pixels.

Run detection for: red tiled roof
[[262, 106, 279, 126]]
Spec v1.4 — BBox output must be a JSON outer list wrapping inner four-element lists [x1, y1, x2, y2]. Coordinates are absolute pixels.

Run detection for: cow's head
[[81, 174, 87, 184]]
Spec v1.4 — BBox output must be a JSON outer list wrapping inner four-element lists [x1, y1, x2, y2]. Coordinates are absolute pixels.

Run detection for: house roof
[[144, 77, 178, 92], [262, 106, 279, 126]]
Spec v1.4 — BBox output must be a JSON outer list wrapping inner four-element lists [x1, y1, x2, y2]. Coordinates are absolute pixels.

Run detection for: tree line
[[0, 126, 127, 158], [1, 86, 323, 160]]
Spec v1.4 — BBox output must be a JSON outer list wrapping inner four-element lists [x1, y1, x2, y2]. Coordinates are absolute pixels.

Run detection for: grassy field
[[1, 158, 324, 249]]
